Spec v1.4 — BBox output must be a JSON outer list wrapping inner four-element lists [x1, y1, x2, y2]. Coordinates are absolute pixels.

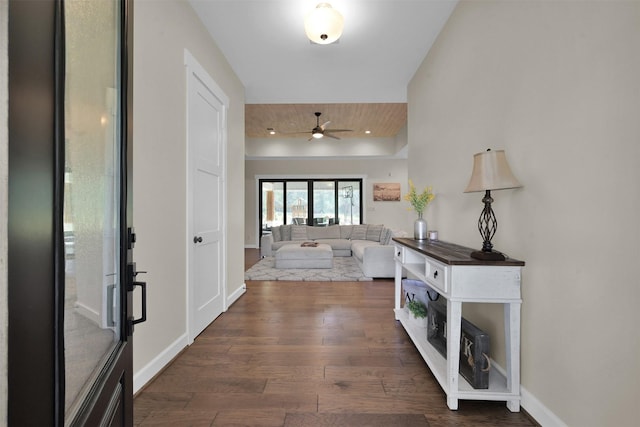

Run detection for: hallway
[[133, 250, 536, 426]]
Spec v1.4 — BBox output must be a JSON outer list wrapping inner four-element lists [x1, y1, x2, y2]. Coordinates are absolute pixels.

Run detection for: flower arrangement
[[404, 179, 435, 216]]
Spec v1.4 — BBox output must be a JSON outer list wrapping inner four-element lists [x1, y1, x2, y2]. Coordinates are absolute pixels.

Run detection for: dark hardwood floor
[[133, 249, 537, 426]]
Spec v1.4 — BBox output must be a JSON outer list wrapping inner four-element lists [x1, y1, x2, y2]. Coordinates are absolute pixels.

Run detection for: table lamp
[[464, 149, 522, 261]]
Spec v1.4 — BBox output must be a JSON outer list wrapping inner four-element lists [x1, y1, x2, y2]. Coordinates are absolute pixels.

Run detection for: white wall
[[0, 0, 7, 421], [132, 0, 244, 390], [408, 1, 640, 426], [246, 136, 402, 159], [245, 158, 410, 247]]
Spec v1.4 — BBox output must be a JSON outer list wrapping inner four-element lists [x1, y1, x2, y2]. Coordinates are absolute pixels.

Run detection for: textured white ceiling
[[189, 0, 458, 104]]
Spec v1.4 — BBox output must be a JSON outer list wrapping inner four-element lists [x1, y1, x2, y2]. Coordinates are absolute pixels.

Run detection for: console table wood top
[[392, 238, 525, 267]]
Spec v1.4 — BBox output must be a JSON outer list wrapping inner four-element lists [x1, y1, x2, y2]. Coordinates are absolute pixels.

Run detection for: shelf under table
[[395, 308, 519, 403]]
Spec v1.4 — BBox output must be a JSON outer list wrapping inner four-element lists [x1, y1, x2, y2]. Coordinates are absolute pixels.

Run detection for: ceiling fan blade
[[324, 129, 353, 133], [324, 132, 340, 140], [281, 130, 311, 134], [320, 120, 331, 130]]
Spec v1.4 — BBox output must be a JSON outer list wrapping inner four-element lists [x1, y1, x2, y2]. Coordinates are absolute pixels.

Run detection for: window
[[312, 181, 335, 226], [259, 178, 363, 238], [338, 181, 360, 225]]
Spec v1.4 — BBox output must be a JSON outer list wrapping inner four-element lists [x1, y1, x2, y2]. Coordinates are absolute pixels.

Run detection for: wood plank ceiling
[[245, 103, 407, 139]]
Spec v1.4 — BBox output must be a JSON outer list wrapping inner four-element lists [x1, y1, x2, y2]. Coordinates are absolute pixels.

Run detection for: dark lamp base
[[470, 250, 506, 261]]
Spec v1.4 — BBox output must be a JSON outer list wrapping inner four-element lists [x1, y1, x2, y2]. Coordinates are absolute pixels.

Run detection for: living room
[[109, 1, 640, 427]]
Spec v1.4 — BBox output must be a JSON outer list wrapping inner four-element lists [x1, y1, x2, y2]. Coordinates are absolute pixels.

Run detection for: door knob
[[193, 236, 203, 243]]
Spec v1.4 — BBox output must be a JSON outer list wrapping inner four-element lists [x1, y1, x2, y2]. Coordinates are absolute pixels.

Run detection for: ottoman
[[274, 243, 333, 269]]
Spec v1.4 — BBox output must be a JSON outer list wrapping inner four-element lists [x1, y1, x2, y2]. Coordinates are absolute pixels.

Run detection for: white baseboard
[[227, 282, 246, 309], [134, 284, 246, 394], [245, 244, 258, 249], [491, 361, 567, 427], [133, 333, 188, 393], [521, 386, 567, 427]]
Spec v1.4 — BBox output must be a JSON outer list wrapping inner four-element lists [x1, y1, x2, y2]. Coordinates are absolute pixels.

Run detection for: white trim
[[184, 49, 229, 344], [492, 361, 567, 427], [226, 283, 246, 308], [184, 50, 230, 106], [521, 386, 568, 427], [133, 333, 189, 393], [245, 244, 259, 249]]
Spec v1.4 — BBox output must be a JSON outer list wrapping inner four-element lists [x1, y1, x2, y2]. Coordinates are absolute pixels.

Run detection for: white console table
[[393, 238, 525, 411]]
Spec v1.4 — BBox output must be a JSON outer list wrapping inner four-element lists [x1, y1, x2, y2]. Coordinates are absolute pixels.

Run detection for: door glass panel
[[64, 0, 121, 422], [312, 181, 335, 226], [286, 182, 308, 225], [338, 181, 360, 225]]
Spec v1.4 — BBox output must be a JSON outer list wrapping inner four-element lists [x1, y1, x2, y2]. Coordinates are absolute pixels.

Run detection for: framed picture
[[373, 183, 401, 201]]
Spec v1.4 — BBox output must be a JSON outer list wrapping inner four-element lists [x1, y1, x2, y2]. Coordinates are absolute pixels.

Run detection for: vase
[[414, 213, 427, 240]]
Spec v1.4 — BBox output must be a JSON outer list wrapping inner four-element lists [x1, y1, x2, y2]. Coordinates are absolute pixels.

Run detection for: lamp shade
[[305, 3, 344, 45], [464, 149, 522, 193]]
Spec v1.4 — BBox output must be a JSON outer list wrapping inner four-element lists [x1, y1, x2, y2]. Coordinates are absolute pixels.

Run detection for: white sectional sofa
[[260, 224, 404, 278]]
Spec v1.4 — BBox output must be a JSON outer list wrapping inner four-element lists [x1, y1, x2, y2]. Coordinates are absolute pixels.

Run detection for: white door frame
[[185, 49, 228, 344]]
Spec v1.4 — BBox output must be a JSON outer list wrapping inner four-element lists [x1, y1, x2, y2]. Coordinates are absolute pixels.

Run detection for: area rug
[[244, 256, 373, 281]]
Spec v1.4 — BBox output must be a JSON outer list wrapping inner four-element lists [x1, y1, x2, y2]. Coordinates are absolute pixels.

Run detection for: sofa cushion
[[307, 225, 341, 240], [350, 239, 378, 260], [350, 224, 368, 240], [366, 224, 384, 242], [315, 238, 353, 251], [291, 225, 307, 241], [340, 225, 353, 239], [271, 241, 292, 252], [272, 226, 282, 242], [281, 225, 292, 241]]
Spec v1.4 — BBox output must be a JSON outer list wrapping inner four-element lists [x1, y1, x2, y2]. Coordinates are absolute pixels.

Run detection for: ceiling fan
[[288, 112, 353, 141]]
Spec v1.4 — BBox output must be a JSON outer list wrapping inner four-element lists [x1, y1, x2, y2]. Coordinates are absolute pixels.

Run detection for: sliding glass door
[[259, 178, 363, 238], [261, 182, 283, 232], [338, 181, 361, 225], [287, 181, 309, 225], [312, 181, 335, 226]]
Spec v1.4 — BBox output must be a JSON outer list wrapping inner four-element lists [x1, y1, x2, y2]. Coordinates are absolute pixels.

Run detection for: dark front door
[[8, 0, 137, 425]]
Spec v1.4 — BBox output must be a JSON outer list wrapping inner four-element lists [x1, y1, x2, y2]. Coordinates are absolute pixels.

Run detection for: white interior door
[[186, 51, 227, 341]]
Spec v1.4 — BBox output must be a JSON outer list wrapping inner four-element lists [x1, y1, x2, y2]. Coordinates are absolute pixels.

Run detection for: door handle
[[131, 280, 147, 325], [127, 262, 148, 334], [193, 236, 203, 243]]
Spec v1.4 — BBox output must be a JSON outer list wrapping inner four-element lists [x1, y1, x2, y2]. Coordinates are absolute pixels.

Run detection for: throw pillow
[[291, 225, 308, 241], [380, 228, 393, 245], [350, 224, 368, 240], [271, 226, 281, 242], [366, 224, 384, 242], [340, 225, 353, 239], [325, 225, 342, 239], [307, 225, 341, 240]]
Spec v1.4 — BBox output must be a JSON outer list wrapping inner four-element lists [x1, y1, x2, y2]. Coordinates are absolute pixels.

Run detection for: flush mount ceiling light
[[304, 3, 344, 45]]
